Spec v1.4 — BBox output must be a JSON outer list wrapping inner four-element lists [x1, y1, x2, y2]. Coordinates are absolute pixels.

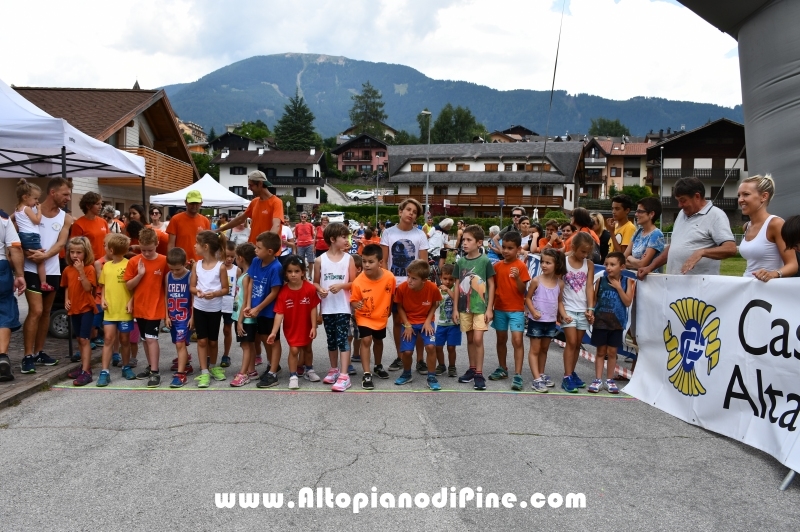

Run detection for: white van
[[321, 211, 345, 222]]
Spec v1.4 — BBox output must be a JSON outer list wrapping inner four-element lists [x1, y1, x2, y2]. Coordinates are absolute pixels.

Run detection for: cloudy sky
[[2, 0, 741, 107]]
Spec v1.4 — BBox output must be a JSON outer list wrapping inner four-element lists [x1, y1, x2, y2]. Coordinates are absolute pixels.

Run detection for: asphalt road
[[0, 327, 798, 531]]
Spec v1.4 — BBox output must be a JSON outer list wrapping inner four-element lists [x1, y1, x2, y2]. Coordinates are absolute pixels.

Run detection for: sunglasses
[[151, 211, 160, 215], [634, 209, 649, 214], [512, 214, 522, 218]]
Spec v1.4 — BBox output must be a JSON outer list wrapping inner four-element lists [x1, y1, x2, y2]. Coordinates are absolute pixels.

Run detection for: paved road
[[0, 327, 798, 530]]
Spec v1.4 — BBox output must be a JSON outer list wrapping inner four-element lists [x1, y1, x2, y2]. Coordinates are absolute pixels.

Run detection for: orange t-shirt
[[148, 225, 170, 255], [166, 212, 211, 261], [394, 280, 442, 324], [123, 254, 168, 320], [71, 216, 109, 262], [60, 265, 98, 316], [357, 236, 381, 255], [539, 237, 564, 250], [350, 269, 396, 330], [244, 195, 284, 243], [93, 256, 107, 305], [564, 227, 600, 253], [492, 259, 531, 311]]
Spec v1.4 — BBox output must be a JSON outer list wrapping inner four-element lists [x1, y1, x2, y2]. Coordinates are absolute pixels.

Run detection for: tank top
[[15, 206, 37, 235], [221, 265, 237, 313], [532, 280, 560, 322], [740, 215, 783, 278], [594, 275, 628, 330], [166, 270, 192, 324], [319, 252, 351, 314], [562, 257, 589, 312], [193, 259, 224, 312], [24, 207, 65, 276]]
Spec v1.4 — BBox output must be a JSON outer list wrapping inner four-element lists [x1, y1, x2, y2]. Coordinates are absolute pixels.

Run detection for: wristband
[[403, 323, 412, 329], [587, 307, 595, 311], [776, 270, 783, 278]]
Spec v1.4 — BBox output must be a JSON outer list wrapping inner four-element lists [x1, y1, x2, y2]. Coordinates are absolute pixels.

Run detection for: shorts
[[222, 312, 233, 326], [400, 323, 436, 352], [459, 312, 488, 332], [297, 245, 315, 265], [24, 271, 60, 294], [92, 304, 104, 328], [590, 328, 623, 348], [562, 310, 590, 330], [0, 260, 21, 331], [193, 308, 222, 341], [526, 319, 558, 339], [322, 313, 350, 352], [103, 320, 134, 333], [491, 310, 526, 332], [170, 321, 191, 345], [19, 232, 41, 251], [256, 316, 281, 340], [70, 311, 94, 339], [135, 318, 160, 339], [236, 322, 257, 343], [435, 324, 462, 347], [358, 326, 386, 340]]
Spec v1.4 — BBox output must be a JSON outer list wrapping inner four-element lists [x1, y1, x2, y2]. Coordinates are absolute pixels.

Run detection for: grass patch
[[333, 184, 373, 193], [720, 256, 746, 277]]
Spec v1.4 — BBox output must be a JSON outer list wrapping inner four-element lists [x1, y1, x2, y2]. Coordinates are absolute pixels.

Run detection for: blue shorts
[[562, 310, 589, 330], [400, 323, 436, 352], [526, 319, 558, 339], [170, 319, 190, 345], [491, 310, 526, 332], [0, 260, 20, 332], [103, 320, 134, 333], [435, 324, 461, 347], [92, 304, 104, 328], [18, 232, 41, 251], [71, 311, 95, 339]]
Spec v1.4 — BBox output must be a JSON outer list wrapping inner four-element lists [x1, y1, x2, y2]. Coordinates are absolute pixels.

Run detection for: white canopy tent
[[0, 78, 145, 179], [149, 173, 250, 208]]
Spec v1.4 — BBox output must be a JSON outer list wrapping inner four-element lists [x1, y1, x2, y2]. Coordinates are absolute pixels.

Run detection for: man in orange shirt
[[167, 190, 210, 262], [216, 170, 283, 244]]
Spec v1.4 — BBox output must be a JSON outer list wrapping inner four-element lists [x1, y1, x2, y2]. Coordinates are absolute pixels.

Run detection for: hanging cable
[[711, 144, 745, 203]]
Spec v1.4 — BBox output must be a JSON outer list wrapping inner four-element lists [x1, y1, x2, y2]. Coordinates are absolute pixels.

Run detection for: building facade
[[330, 134, 388, 173]]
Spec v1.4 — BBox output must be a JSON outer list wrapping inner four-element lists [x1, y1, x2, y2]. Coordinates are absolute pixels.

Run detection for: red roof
[[609, 142, 649, 156]]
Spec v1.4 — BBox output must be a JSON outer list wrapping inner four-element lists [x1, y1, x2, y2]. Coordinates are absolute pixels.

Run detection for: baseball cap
[[384, 221, 394, 228], [248, 170, 273, 186], [185, 190, 203, 204]]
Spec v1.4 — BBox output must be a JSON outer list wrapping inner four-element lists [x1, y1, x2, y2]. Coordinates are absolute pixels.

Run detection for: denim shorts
[[400, 323, 436, 352], [18, 232, 41, 251], [103, 320, 134, 332], [491, 310, 526, 332], [0, 260, 20, 331], [526, 319, 558, 339], [562, 310, 589, 330], [435, 324, 461, 347]]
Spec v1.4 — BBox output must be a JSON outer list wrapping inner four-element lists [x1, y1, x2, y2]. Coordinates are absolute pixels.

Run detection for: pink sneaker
[[323, 368, 339, 384], [255, 356, 263, 366], [247, 370, 259, 378], [230, 373, 250, 387], [331, 374, 351, 392]]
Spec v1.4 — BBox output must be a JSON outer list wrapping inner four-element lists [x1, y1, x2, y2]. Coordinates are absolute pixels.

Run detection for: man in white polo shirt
[[0, 208, 26, 381]]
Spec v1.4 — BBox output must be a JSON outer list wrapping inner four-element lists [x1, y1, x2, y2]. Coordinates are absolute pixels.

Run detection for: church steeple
[[132, 80, 140, 90]]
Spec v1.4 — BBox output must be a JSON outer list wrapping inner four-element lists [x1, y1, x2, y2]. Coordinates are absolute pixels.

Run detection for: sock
[[202, 369, 209, 375], [428, 372, 436, 378], [100, 369, 109, 374], [364, 372, 371, 376], [306, 365, 313, 370], [151, 369, 159, 374], [475, 371, 483, 376], [269, 371, 277, 377], [469, 365, 476, 371], [290, 372, 297, 377]]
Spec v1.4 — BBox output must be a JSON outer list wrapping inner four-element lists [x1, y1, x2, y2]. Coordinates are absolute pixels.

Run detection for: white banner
[[625, 274, 800, 471]]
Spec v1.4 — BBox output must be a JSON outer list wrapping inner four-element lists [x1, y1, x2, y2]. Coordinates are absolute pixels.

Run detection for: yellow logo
[[663, 297, 721, 396]]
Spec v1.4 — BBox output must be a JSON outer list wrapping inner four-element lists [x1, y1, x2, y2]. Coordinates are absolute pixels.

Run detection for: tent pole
[[141, 176, 146, 208], [63, 147, 74, 363]]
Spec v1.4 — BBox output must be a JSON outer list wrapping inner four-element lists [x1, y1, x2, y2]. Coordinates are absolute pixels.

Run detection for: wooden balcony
[[98, 146, 194, 192], [384, 194, 563, 208], [660, 196, 739, 210], [661, 168, 740, 180]]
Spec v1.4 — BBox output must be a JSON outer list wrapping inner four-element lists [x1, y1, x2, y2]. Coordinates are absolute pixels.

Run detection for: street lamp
[[421, 110, 432, 217], [660, 146, 664, 229]]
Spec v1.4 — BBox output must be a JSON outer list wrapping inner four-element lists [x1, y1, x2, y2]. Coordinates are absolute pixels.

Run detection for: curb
[[0, 353, 103, 410]]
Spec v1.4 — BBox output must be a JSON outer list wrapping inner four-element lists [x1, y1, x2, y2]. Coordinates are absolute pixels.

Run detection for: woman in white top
[[738, 174, 797, 281], [229, 219, 251, 247]]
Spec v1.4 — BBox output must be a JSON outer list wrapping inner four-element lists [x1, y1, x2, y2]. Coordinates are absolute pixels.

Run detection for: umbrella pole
[[141, 176, 146, 207], [63, 147, 74, 362]]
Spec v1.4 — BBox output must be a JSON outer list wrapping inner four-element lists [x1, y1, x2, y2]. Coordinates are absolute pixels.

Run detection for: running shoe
[[416, 361, 428, 374], [170, 373, 188, 388], [296, 365, 305, 378], [195, 373, 211, 388], [561, 375, 578, 393], [473, 374, 487, 390], [121, 366, 136, 380], [67, 366, 83, 380], [136, 368, 152, 380], [511, 374, 524, 391], [531, 378, 548, 393], [20, 355, 36, 374], [541, 373, 555, 387], [255, 356, 263, 366], [247, 370, 259, 378], [351, 354, 361, 363], [230, 373, 250, 387], [347, 364, 357, 376], [93, 337, 104, 347], [388, 358, 403, 371], [373, 365, 389, 379], [323, 368, 339, 384], [331, 374, 351, 392], [35, 351, 59, 366], [571, 371, 586, 388], [288, 375, 300, 390], [147, 373, 161, 388], [458, 368, 476, 383], [73, 370, 92, 386], [112, 353, 122, 367], [427, 375, 441, 391], [605, 379, 620, 394], [97, 370, 111, 387], [256, 372, 279, 388], [394, 372, 413, 386], [435, 364, 447, 376], [304, 369, 321, 382], [362, 373, 375, 390], [588, 379, 602, 393], [128, 358, 138, 368], [488, 367, 508, 380], [448, 366, 458, 378], [220, 356, 231, 368], [209, 367, 226, 381], [0, 354, 13, 382]]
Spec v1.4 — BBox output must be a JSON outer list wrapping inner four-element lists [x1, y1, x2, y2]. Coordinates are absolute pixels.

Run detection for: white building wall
[[694, 158, 712, 169], [448, 185, 460, 194], [563, 185, 575, 211], [397, 184, 410, 194], [726, 158, 746, 169], [663, 158, 681, 169]]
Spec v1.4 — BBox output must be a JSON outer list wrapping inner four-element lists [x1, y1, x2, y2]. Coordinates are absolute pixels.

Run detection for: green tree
[[426, 104, 485, 144], [348, 81, 388, 139], [182, 132, 194, 144], [390, 130, 420, 145], [234, 119, 272, 141], [274, 90, 317, 151], [207, 126, 217, 143], [619, 185, 653, 205], [589, 117, 630, 137], [192, 152, 219, 181]]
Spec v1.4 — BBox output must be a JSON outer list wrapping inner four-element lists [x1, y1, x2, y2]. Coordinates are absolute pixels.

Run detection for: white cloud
[[1, 0, 740, 106]]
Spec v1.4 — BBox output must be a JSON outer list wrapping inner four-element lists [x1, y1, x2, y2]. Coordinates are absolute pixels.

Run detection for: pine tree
[[348, 81, 388, 139], [208, 126, 217, 143], [274, 90, 317, 151]]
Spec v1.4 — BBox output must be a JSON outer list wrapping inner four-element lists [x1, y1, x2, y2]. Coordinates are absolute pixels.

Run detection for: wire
[[711, 144, 746, 203]]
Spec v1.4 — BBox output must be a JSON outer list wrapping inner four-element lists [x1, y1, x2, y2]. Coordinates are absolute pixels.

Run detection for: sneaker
[[40, 282, 56, 292], [195, 373, 211, 388], [0, 354, 14, 382], [257, 372, 279, 388], [531, 378, 548, 393], [323, 368, 340, 384], [170, 355, 191, 371], [265, 364, 282, 375], [416, 360, 428, 374], [427, 376, 441, 391], [296, 365, 305, 377], [35, 352, 59, 366], [128, 358, 138, 368], [511, 374, 524, 391], [171, 373, 188, 388], [394, 372, 413, 386], [488, 367, 508, 380], [220, 356, 231, 368], [161, 326, 170, 333], [147, 373, 161, 388], [93, 337, 104, 347], [605, 379, 620, 394], [571, 371, 586, 388], [289, 375, 300, 389], [97, 370, 111, 387], [332, 374, 351, 392], [190, 331, 198, 342], [388, 358, 403, 371], [73, 370, 92, 386], [230, 373, 250, 387], [362, 373, 375, 390], [90, 341, 97, 350], [588, 378, 602, 393], [435, 364, 447, 376], [561, 375, 578, 393], [347, 365, 357, 376], [136, 368, 152, 380], [112, 353, 121, 367], [247, 370, 259, 378], [67, 366, 83, 379], [184, 364, 194, 375], [69, 352, 81, 363], [121, 366, 136, 380], [373, 365, 389, 379], [541, 373, 555, 387], [304, 368, 321, 382], [20, 355, 36, 374], [458, 368, 476, 383], [448, 366, 458, 378], [255, 356, 263, 366], [209, 367, 226, 381], [351, 354, 361, 363], [473, 374, 487, 390]]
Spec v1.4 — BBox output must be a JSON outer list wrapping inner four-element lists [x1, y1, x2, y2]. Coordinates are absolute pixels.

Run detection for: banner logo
[[663, 297, 721, 396]]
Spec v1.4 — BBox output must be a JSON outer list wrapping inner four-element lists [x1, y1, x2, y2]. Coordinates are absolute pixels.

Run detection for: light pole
[[660, 146, 664, 229], [421, 110, 432, 217]]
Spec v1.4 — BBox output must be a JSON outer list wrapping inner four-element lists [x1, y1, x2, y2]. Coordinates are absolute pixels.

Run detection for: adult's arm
[[217, 211, 249, 234], [680, 241, 737, 274], [638, 245, 670, 279], [8, 246, 26, 294], [27, 213, 73, 263], [167, 234, 176, 251]]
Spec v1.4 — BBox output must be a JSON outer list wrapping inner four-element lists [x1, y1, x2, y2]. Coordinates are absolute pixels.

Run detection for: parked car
[[348, 220, 361, 232], [345, 189, 367, 199], [351, 190, 375, 200], [321, 211, 345, 222]]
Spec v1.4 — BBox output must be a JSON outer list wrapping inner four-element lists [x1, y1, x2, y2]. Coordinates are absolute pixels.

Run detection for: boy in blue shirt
[[166, 248, 193, 387]]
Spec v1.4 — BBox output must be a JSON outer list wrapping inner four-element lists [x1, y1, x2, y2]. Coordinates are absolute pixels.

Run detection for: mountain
[[162, 53, 743, 139]]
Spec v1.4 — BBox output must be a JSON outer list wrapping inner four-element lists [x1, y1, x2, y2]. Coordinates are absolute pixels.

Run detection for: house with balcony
[[330, 133, 388, 173], [212, 148, 326, 214], [386, 142, 584, 217], [209, 131, 274, 153], [646, 118, 747, 224], [582, 138, 649, 199], [9, 86, 197, 215]]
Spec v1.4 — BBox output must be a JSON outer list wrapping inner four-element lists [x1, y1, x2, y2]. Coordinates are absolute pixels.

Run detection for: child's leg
[[472, 330, 486, 373], [303, 345, 314, 369], [207, 312, 222, 366], [223, 322, 232, 357], [400, 326, 417, 372], [176, 341, 189, 373], [288, 345, 300, 374], [146, 338, 159, 372], [435, 345, 445, 367], [415, 334, 424, 365], [401, 350, 414, 372], [466, 330, 476, 368], [240, 342, 254, 374], [495, 330, 509, 370], [595, 345, 607, 379], [605, 346, 618, 381], [79, 337, 92, 372], [37, 261, 47, 287], [208, 340, 219, 365], [102, 325, 117, 371], [511, 331, 524, 375], [425, 344, 437, 376], [538, 338, 552, 375], [119, 333, 131, 365], [447, 346, 457, 367], [529, 338, 542, 379], [373, 337, 383, 367], [197, 339, 209, 370], [269, 339, 282, 373], [360, 336, 373, 370], [563, 327, 584, 375]]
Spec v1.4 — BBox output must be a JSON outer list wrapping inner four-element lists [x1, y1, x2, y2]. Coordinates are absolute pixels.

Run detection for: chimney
[[659, 129, 664, 139], [221, 148, 229, 159], [667, 127, 671, 134], [225, 124, 236, 133], [310, 147, 316, 156], [257, 148, 264, 155]]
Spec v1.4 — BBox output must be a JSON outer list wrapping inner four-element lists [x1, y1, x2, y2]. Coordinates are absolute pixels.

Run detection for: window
[[484, 163, 499, 172], [261, 167, 276, 177], [293, 188, 307, 198], [377, 165, 384, 171], [230, 166, 247, 175], [434, 186, 448, 195], [359, 165, 373, 173], [611, 167, 619, 177], [293, 168, 307, 177], [362, 150, 370, 160], [569, 189, 573, 202], [376, 151, 386, 157], [229, 186, 247, 197], [503, 164, 514, 171], [435, 164, 448, 172], [344, 151, 354, 161], [343, 165, 356, 172], [517, 164, 525, 172], [410, 164, 424, 172], [456, 163, 470, 171]]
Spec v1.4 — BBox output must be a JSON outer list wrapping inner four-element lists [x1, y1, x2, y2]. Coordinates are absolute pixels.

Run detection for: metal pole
[[779, 469, 796, 491], [62, 146, 74, 361], [425, 115, 431, 217], [660, 146, 664, 229], [375, 172, 379, 229]]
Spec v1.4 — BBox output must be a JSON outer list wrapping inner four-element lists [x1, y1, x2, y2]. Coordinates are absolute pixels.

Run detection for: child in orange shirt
[[62, 237, 97, 386]]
